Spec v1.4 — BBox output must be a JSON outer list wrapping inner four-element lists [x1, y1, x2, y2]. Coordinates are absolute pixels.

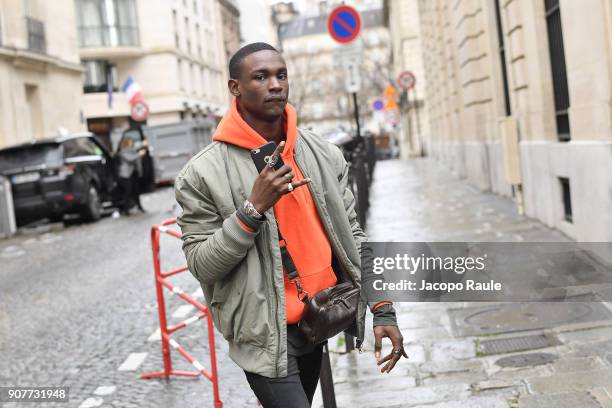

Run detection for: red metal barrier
[[142, 218, 222, 408]]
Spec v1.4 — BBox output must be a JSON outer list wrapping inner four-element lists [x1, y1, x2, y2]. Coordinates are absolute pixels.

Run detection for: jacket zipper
[[294, 143, 357, 286], [266, 215, 282, 377], [294, 142, 363, 350]]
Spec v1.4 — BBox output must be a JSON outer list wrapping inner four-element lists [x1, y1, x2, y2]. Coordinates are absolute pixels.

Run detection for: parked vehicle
[[110, 120, 215, 185], [141, 119, 215, 184], [0, 133, 121, 224]]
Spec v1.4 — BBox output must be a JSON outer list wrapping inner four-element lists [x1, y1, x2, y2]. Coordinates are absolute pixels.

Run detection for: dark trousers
[[244, 345, 323, 408], [119, 174, 143, 213], [119, 176, 134, 212]]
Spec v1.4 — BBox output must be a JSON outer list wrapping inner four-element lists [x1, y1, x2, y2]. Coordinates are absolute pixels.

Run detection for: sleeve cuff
[[373, 303, 397, 327], [371, 301, 393, 312], [236, 206, 266, 232], [223, 212, 260, 251], [237, 218, 254, 233]]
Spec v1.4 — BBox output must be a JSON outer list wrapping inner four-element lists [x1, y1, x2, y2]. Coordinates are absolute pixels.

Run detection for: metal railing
[[337, 135, 377, 230], [78, 25, 139, 47]]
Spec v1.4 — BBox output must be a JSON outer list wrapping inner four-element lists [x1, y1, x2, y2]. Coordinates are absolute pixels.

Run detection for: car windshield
[[0, 144, 63, 174]]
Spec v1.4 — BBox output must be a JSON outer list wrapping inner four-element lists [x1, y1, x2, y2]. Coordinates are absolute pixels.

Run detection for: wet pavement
[[1, 158, 611, 408], [323, 158, 612, 408]]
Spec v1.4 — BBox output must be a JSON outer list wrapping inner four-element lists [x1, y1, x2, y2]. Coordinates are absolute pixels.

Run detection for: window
[[559, 177, 572, 222], [76, 0, 139, 47], [173, 10, 179, 48], [185, 17, 190, 53], [63, 138, 100, 158], [0, 145, 62, 173], [26, 17, 46, 53], [178, 58, 184, 91], [82, 60, 117, 93], [494, 0, 511, 116], [63, 139, 82, 157], [545, 0, 570, 141], [195, 23, 201, 57]]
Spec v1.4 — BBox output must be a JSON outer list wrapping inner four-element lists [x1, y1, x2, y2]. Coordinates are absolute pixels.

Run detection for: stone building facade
[[418, 0, 612, 242]]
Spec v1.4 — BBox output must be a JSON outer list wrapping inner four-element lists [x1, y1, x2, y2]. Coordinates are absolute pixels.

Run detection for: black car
[[0, 133, 121, 224]]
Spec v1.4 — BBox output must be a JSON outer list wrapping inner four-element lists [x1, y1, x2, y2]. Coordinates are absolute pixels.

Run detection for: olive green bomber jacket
[[175, 129, 380, 378]]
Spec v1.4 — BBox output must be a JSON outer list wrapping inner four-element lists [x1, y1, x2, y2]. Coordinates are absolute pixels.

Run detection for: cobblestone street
[[0, 187, 255, 408], [1, 158, 612, 408]]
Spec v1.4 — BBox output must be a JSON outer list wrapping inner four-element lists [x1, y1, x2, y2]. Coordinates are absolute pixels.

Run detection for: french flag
[[121, 76, 143, 105]]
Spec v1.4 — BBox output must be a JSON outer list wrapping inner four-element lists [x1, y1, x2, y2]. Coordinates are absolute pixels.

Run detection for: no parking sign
[[327, 5, 361, 44]]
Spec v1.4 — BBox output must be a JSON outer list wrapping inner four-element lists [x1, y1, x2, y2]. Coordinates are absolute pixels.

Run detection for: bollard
[[319, 343, 337, 408], [353, 153, 369, 228], [366, 137, 376, 181], [0, 176, 17, 238]]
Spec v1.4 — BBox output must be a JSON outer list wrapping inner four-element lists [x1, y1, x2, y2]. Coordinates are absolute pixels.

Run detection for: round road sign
[[327, 5, 361, 44], [130, 100, 149, 122], [372, 98, 384, 111], [397, 71, 416, 91]]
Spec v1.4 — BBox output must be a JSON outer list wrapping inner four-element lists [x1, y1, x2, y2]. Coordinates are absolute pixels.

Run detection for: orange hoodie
[[213, 100, 337, 324]]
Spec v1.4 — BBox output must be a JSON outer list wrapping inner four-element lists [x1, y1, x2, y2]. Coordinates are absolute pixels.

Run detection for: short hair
[[229, 42, 279, 79]]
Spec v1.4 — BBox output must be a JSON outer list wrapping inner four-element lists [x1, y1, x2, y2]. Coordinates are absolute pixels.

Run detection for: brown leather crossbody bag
[[279, 236, 360, 344]]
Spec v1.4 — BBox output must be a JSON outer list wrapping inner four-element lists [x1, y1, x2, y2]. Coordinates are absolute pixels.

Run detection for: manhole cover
[[478, 333, 560, 356], [448, 298, 612, 336], [495, 352, 558, 368]]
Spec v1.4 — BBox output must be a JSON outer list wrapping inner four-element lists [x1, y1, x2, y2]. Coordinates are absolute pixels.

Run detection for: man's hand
[[374, 325, 408, 373], [248, 141, 311, 213]]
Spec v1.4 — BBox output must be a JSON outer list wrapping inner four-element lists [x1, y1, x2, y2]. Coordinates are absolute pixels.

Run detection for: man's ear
[[228, 79, 240, 97]]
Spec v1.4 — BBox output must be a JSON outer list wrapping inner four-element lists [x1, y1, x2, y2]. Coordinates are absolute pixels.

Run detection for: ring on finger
[[287, 182, 294, 192], [285, 173, 293, 181], [392, 349, 403, 357], [268, 156, 278, 168]]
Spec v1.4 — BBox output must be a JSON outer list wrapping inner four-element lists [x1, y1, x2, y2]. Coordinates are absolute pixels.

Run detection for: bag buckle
[[292, 279, 309, 302]]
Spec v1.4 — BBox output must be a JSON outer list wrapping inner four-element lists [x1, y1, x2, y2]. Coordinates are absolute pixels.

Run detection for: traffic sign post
[[397, 70, 423, 156], [328, 5, 363, 144], [342, 58, 361, 93]]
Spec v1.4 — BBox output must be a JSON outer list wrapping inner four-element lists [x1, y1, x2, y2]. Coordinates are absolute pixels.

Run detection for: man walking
[[175, 42, 407, 407]]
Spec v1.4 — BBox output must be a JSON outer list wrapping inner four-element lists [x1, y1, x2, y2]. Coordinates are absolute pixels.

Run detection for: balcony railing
[[78, 25, 139, 48], [26, 17, 46, 53]]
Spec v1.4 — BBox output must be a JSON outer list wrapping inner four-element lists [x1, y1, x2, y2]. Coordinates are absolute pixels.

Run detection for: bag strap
[[277, 225, 308, 301]]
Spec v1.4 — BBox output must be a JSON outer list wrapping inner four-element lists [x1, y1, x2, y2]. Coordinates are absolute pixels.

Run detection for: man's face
[[230, 50, 289, 121]]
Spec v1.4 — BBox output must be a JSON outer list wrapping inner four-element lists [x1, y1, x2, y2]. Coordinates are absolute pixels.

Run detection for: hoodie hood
[[212, 99, 298, 157]]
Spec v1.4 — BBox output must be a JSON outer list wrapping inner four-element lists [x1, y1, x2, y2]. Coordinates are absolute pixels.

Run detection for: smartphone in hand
[[251, 141, 285, 173]]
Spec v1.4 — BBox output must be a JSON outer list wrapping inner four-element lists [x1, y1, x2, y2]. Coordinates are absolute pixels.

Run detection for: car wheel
[[82, 184, 102, 222]]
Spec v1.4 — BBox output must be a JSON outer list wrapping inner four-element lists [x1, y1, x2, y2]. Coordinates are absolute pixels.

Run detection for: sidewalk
[[324, 158, 612, 408]]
